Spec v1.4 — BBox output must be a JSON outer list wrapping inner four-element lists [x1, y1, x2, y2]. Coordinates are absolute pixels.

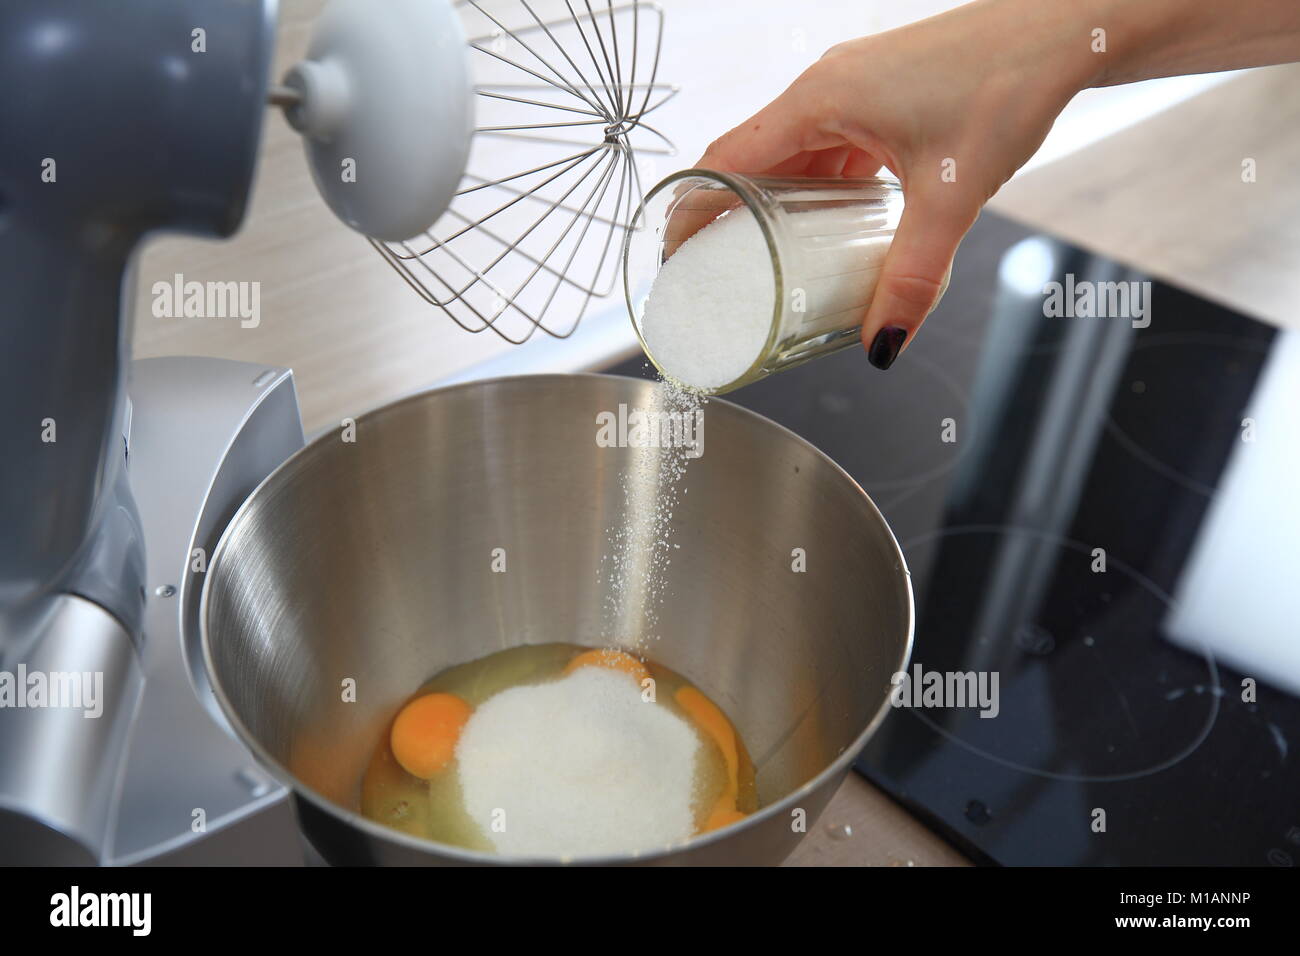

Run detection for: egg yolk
[[675, 685, 748, 833], [390, 692, 472, 779], [564, 648, 651, 686]]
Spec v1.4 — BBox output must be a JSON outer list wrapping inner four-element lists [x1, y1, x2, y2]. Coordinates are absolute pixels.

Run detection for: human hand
[[697, 0, 1094, 368]]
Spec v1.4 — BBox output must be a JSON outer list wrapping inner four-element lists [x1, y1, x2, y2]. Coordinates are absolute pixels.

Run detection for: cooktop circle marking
[[896, 524, 1221, 783]]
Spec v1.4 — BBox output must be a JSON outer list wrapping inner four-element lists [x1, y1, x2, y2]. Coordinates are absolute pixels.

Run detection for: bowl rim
[[199, 371, 915, 865]]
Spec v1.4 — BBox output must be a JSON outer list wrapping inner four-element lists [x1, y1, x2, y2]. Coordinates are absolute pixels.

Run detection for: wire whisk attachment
[[371, 0, 679, 344]]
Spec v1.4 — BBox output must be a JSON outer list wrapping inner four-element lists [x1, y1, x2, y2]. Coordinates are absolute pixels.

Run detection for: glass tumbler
[[623, 170, 943, 394]]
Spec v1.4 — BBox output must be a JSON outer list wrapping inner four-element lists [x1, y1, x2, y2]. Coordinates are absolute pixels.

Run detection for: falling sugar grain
[[599, 378, 706, 654]]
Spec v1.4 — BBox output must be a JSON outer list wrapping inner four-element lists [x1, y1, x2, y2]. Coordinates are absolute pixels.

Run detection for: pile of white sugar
[[455, 667, 700, 857], [639, 206, 775, 392], [638, 201, 894, 392]]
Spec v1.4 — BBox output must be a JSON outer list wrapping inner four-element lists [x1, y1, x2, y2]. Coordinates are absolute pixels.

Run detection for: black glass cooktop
[[606, 211, 1300, 867]]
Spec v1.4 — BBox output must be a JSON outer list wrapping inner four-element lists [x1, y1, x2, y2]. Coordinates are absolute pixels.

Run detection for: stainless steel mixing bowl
[[201, 374, 912, 865]]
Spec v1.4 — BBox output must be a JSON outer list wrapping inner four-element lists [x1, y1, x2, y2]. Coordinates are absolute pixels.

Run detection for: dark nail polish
[[868, 326, 907, 370]]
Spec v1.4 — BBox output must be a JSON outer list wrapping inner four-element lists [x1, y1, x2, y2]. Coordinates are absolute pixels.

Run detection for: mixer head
[[278, 0, 474, 243], [280, 0, 678, 344]]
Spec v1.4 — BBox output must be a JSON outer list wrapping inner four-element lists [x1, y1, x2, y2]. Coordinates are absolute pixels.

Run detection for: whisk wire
[[373, 0, 675, 343]]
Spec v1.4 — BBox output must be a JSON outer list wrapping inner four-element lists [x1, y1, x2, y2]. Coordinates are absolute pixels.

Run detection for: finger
[[860, 181, 977, 369], [774, 147, 884, 179], [665, 143, 879, 255], [662, 92, 817, 258], [661, 180, 742, 258], [842, 149, 887, 178], [668, 109, 852, 258], [804, 145, 854, 178], [698, 82, 841, 174]]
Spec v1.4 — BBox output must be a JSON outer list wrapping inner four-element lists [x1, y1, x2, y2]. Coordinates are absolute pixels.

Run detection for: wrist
[[973, 0, 1103, 101], [1068, 0, 1170, 88]]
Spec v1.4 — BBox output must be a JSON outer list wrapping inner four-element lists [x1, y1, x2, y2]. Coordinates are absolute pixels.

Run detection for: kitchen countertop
[[991, 62, 1300, 334], [131, 1, 1300, 866]]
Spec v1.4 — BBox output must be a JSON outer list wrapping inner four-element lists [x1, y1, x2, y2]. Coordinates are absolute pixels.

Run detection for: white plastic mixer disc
[[284, 0, 473, 242]]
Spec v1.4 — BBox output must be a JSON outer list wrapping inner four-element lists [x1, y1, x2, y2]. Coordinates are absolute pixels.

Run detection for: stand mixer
[[0, 0, 673, 864]]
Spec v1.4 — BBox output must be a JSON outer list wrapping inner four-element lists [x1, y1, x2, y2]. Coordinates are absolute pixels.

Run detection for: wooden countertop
[[131, 2, 1300, 866], [991, 63, 1300, 333]]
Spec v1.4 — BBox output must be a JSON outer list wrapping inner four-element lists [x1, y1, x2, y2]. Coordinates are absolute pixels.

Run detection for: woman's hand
[[699, 0, 1300, 367], [697, 0, 1096, 367]]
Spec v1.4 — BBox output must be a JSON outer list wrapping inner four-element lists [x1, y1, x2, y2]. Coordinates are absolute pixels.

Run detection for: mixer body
[[0, 0, 707, 867], [0, 0, 277, 863]]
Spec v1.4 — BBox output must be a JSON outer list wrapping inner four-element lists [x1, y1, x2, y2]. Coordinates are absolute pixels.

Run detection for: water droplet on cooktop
[[824, 822, 854, 841]]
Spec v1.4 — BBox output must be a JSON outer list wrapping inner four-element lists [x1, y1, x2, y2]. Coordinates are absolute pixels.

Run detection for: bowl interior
[[202, 374, 911, 858]]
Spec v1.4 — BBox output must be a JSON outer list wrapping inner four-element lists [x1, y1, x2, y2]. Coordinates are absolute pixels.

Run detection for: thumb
[[861, 181, 976, 369]]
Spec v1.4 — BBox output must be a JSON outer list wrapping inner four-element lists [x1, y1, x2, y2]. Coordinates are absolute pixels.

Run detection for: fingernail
[[868, 326, 907, 370]]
